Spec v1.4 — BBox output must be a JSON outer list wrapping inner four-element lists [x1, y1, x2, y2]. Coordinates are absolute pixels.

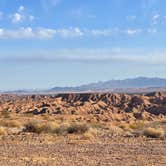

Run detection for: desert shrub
[[82, 127, 98, 140], [24, 120, 90, 135], [0, 120, 21, 128], [129, 121, 146, 130], [90, 122, 104, 129], [67, 123, 89, 134], [24, 120, 59, 134], [24, 120, 44, 133], [1, 110, 11, 118], [0, 127, 6, 135], [55, 122, 89, 135], [119, 123, 133, 132], [109, 125, 124, 135], [143, 127, 165, 138], [43, 122, 59, 133], [54, 123, 69, 135]]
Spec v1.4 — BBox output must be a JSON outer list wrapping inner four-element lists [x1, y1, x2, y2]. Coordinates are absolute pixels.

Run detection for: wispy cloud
[[11, 13, 23, 23], [69, 8, 96, 19], [125, 29, 142, 35], [0, 27, 158, 39], [1, 48, 166, 65], [0, 27, 55, 39], [147, 28, 157, 33], [152, 14, 160, 24], [18, 6, 25, 12], [40, 0, 61, 11], [10, 5, 35, 24], [89, 29, 112, 36]]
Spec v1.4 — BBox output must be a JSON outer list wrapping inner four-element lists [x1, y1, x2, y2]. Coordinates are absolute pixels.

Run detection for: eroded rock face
[[0, 92, 166, 122]]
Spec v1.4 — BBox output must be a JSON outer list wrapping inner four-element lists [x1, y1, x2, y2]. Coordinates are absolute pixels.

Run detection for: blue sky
[[0, 0, 166, 90]]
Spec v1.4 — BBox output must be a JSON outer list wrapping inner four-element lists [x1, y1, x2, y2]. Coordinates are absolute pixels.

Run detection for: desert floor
[[0, 132, 166, 166], [1, 93, 166, 165]]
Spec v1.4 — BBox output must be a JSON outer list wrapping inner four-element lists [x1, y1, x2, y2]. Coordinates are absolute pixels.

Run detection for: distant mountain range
[[50, 77, 166, 93], [3, 77, 166, 94]]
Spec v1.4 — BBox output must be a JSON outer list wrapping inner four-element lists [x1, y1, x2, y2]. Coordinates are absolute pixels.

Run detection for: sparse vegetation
[[82, 127, 98, 140], [24, 120, 89, 135], [119, 123, 133, 132], [67, 123, 89, 134], [0, 120, 21, 128], [0, 127, 6, 135], [24, 120, 59, 134], [129, 120, 146, 130], [143, 127, 165, 138], [0, 110, 12, 118]]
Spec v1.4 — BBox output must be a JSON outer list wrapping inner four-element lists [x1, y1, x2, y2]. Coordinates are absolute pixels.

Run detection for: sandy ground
[[0, 134, 166, 166]]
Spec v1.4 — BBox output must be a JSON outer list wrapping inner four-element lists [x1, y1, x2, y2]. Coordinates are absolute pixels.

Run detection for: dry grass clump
[[143, 127, 165, 138], [0, 127, 6, 135], [42, 114, 55, 121], [24, 120, 43, 133], [119, 123, 133, 132], [67, 123, 89, 134], [0, 110, 12, 118], [24, 120, 59, 134], [82, 127, 98, 140], [109, 125, 124, 135], [0, 120, 21, 128], [24, 120, 89, 135], [129, 121, 146, 130], [90, 122, 104, 129], [55, 123, 89, 135]]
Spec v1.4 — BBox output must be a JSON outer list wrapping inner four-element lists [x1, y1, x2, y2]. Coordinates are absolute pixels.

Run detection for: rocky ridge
[[0, 92, 166, 122]]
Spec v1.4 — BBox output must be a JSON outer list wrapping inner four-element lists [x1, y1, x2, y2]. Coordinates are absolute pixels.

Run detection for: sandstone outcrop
[[0, 92, 166, 122]]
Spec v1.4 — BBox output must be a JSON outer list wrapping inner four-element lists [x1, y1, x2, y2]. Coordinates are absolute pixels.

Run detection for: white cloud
[[11, 13, 23, 23], [40, 0, 61, 11], [153, 14, 160, 20], [152, 14, 160, 24], [37, 28, 56, 38], [10, 5, 35, 24], [1, 48, 166, 65], [125, 29, 142, 35], [0, 27, 158, 39], [18, 6, 25, 12], [0, 27, 54, 39], [147, 28, 157, 33], [57, 27, 84, 38], [29, 15, 35, 21], [90, 29, 112, 36]]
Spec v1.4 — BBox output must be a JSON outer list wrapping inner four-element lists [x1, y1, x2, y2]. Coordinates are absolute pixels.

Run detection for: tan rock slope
[[0, 92, 166, 122]]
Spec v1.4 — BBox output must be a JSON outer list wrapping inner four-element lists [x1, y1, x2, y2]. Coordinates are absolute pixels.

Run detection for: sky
[[1, 0, 166, 90]]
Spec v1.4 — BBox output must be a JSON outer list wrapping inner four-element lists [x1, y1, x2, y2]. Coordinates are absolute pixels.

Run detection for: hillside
[[1, 92, 166, 122]]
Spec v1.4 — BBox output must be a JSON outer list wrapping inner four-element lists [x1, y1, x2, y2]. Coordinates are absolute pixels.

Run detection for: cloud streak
[[1, 48, 166, 65], [0, 27, 155, 39]]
